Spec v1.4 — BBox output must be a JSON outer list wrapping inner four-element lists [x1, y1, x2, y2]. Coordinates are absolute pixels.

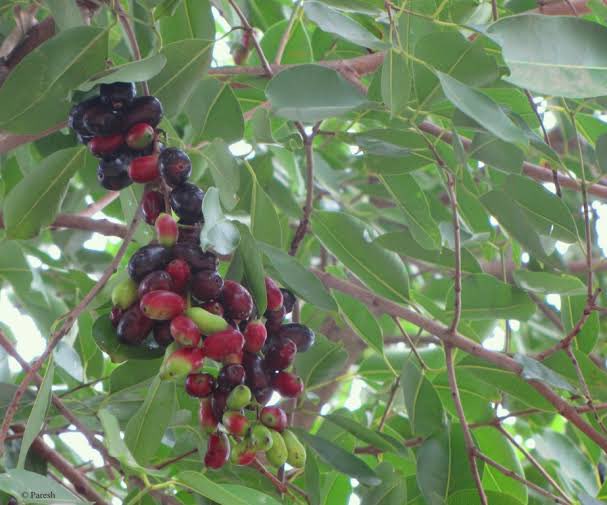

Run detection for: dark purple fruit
[[264, 338, 297, 371], [153, 321, 173, 347], [138, 270, 174, 298], [191, 270, 224, 302], [212, 389, 229, 420], [265, 306, 286, 336], [278, 324, 315, 352], [205, 431, 230, 469], [170, 183, 204, 224], [159, 148, 192, 187], [83, 102, 122, 136], [69, 96, 102, 137], [280, 289, 296, 314], [254, 387, 273, 406], [100, 82, 136, 110], [127, 245, 171, 282], [177, 221, 201, 244], [117, 304, 154, 345], [123, 96, 163, 129], [243, 352, 270, 391], [97, 154, 132, 190], [221, 280, 253, 321], [110, 306, 124, 327], [142, 190, 166, 225], [217, 364, 246, 390], [171, 243, 218, 272]]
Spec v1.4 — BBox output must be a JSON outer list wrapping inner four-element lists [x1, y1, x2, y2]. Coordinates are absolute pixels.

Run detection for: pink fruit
[[199, 397, 218, 432], [140, 290, 185, 320], [126, 122, 155, 150], [265, 277, 283, 311], [170, 315, 201, 347], [166, 259, 191, 292], [272, 371, 304, 398], [128, 154, 159, 183], [203, 328, 245, 362], [155, 213, 178, 247], [160, 347, 205, 380], [222, 411, 250, 437], [186, 373, 215, 398], [260, 406, 288, 432], [89, 134, 124, 157], [244, 320, 267, 353]]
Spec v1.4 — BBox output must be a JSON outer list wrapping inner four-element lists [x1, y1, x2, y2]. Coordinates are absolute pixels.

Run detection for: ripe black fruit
[[153, 321, 173, 347], [69, 96, 102, 137], [217, 364, 246, 390], [177, 221, 201, 244], [100, 82, 136, 109], [159, 148, 192, 187], [142, 190, 166, 225], [127, 244, 171, 282], [191, 270, 224, 302], [243, 352, 270, 391], [123, 96, 163, 129], [117, 305, 154, 345], [170, 183, 204, 224], [97, 155, 132, 190], [281, 288, 296, 314], [278, 323, 315, 352], [172, 243, 218, 272], [83, 102, 122, 136]]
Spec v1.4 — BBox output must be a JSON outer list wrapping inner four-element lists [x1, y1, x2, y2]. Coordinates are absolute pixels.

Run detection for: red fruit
[[217, 364, 246, 390], [170, 315, 202, 347], [142, 190, 166, 225], [166, 259, 191, 292], [221, 280, 254, 320], [260, 406, 288, 432], [140, 290, 185, 320], [89, 134, 124, 157], [126, 122, 155, 150], [244, 320, 267, 353], [265, 306, 286, 335], [138, 270, 174, 298], [202, 301, 224, 317], [212, 389, 229, 420], [199, 397, 218, 432], [265, 338, 297, 371], [186, 373, 214, 398], [222, 411, 250, 437], [204, 432, 230, 469], [153, 321, 173, 347], [265, 277, 283, 311], [128, 154, 159, 183], [272, 371, 304, 398], [233, 448, 256, 466], [203, 328, 245, 362], [117, 304, 154, 345], [110, 306, 123, 327], [160, 347, 205, 380], [223, 351, 243, 365], [278, 323, 315, 353], [155, 213, 178, 247], [191, 270, 224, 302]]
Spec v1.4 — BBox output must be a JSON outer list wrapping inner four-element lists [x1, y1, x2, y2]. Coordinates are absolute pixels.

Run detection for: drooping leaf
[[324, 413, 400, 453], [333, 291, 383, 355], [235, 224, 267, 316], [245, 161, 282, 249], [402, 357, 444, 436], [79, 54, 167, 91], [199, 140, 240, 210]]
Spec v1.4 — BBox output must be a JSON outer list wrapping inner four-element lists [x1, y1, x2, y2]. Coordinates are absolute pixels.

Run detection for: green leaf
[[186, 78, 244, 144], [305, 451, 322, 505], [17, 359, 54, 470], [324, 413, 398, 452], [199, 140, 240, 210], [258, 242, 337, 311], [445, 274, 535, 321], [514, 354, 576, 393], [448, 490, 525, 505], [200, 187, 241, 255], [416, 430, 449, 504], [437, 72, 527, 145], [294, 429, 382, 486], [92, 315, 164, 362], [79, 54, 167, 91], [98, 409, 147, 472], [3, 147, 86, 239], [0, 470, 88, 505], [469, 133, 524, 173], [45, 0, 84, 30], [235, 224, 267, 316], [0, 26, 108, 134], [316, 0, 383, 14], [311, 211, 409, 303], [159, 0, 215, 43], [125, 375, 176, 465], [333, 291, 383, 355], [296, 333, 348, 389], [266, 65, 367, 123], [381, 49, 410, 115], [561, 295, 599, 353], [596, 133, 607, 173], [487, 14, 607, 98], [245, 161, 282, 248], [303, 1, 387, 50], [109, 359, 163, 393], [402, 357, 444, 436], [150, 39, 213, 116], [513, 271, 586, 296], [361, 462, 407, 505], [251, 19, 313, 65], [378, 173, 441, 250]]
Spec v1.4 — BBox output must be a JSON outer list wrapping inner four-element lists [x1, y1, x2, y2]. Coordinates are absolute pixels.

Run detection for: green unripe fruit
[[111, 278, 138, 310], [230, 439, 256, 466], [266, 430, 288, 467], [226, 385, 252, 410], [283, 430, 306, 468], [186, 307, 229, 335], [250, 424, 273, 452]]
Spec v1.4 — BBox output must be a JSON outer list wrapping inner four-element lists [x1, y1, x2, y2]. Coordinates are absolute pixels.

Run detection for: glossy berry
[[265, 338, 297, 371], [199, 397, 218, 432], [159, 147, 192, 187], [153, 322, 173, 347], [265, 307, 286, 336], [260, 406, 288, 432], [221, 280, 254, 321], [126, 122, 155, 150], [170, 315, 202, 347], [155, 213, 178, 246], [123, 96, 163, 129], [69, 96, 102, 137], [254, 387, 274, 406], [166, 259, 191, 292], [222, 411, 250, 437], [272, 371, 304, 398], [204, 432, 230, 469], [128, 154, 159, 183], [243, 320, 267, 353], [89, 134, 124, 158], [243, 353, 270, 391], [185, 373, 214, 398], [83, 102, 121, 136], [160, 347, 205, 380], [278, 323, 315, 353], [97, 155, 132, 190], [202, 301, 224, 317], [191, 270, 223, 302], [266, 431, 288, 467], [111, 278, 138, 310], [138, 270, 174, 298], [203, 328, 245, 362], [110, 306, 123, 327], [100, 82, 136, 109], [170, 183, 204, 224], [128, 245, 171, 281], [226, 384, 252, 410], [250, 424, 274, 452], [212, 389, 229, 420], [280, 289, 296, 314], [142, 190, 166, 225], [186, 306, 229, 336], [140, 290, 185, 320], [217, 364, 246, 390], [265, 277, 284, 311], [117, 304, 154, 345], [172, 243, 218, 272], [283, 429, 306, 468]]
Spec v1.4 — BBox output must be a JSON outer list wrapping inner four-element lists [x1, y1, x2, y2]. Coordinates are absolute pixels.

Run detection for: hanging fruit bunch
[[69, 82, 312, 471]]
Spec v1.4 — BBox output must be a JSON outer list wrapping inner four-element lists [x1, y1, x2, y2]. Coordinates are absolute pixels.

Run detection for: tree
[[0, 0, 606, 503]]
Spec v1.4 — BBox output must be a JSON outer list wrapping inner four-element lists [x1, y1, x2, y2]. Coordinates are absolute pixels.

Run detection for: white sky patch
[[521, 252, 530, 264], [546, 294, 561, 311], [59, 432, 104, 467], [483, 325, 505, 351], [555, 241, 570, 255], [508, 320, 520, 332], [229, 140, 253, 157], [592, 201, 607, 257], [344, 378, 364, 411]]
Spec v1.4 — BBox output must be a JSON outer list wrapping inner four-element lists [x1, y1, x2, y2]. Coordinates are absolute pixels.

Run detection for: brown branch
[[536, 0, 584, 14], [154, 448, 198, 469], [393, 318, 427, 369], [354, 436, 424, 454], [0, 198, 143, 455], [0, 212, 127, 238], [529, 293, 564, 331], [252, 459, 288, 494], [378, 378, 400, 431], [445, 346, 488, 505], [79, 191, 121, 217]]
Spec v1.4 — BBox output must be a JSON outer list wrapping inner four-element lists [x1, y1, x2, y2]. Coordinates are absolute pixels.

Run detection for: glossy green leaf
[[317, 0, 383, 14], [469, 133, 524, 173], [596, 133, 607, 173], [199, 140, 240, 210], [402, 357, 444, 436], [200, 187, 241, 255], [92, 315, 164, 362], [245, 161, 282, 248], [251, 19, 313, 65], [0, 26, 108, 134], [415, 430, 449, 504], [561, 295, 599, 353], [235, 224, 267, 316], [361, 462, 407, 505], [98, 409, 146, 472], [513, 271, 586, 296], [381, 49, 410, 115], [159, 0, 215, 43], [312, 211, 409, 303], [266, 65, 367, 123], [79, 54, 167, 91], [514, 354, 576, 393], [3, 147, 86, 239], [305, 451, 322, 505], [448, 490, 524, 505], [324, 413, 398, 452], [295, 333, 348, 389], [333, 291, 383, 354]]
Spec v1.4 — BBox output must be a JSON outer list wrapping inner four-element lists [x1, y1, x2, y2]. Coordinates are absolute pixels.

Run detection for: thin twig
[[491, 0, 498, 19], [378, 378, 400, 431], [252, 459, 288, 494], [79, 191, 120, 217], [529, 292, 564, 331], [274, 0, 302, 64], [393, 318, 427, 370], [154, 448, 198, 469]]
